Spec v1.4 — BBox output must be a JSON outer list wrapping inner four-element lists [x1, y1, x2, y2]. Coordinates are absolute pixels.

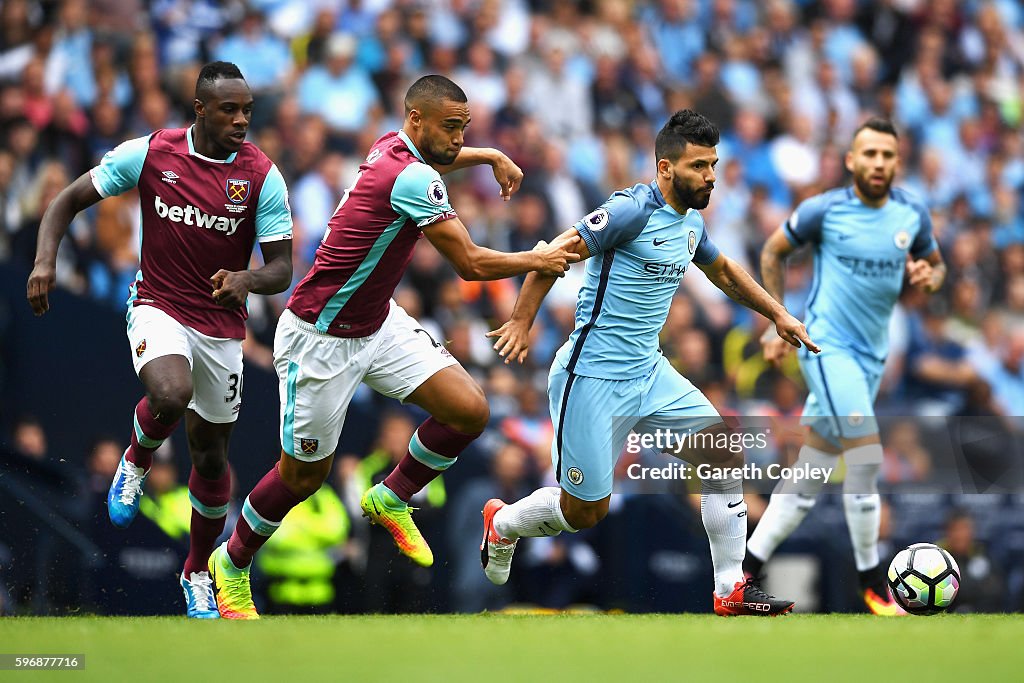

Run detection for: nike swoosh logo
[[653, 238, 668, 246], [727, 501, 743, 508], [837, 233, 856, 241]]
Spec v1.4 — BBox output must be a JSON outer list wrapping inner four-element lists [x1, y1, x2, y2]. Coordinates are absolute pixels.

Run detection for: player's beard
[[429, 140, 459, 166], [674, 174, 713, 210], [854, 169, 893, 201]]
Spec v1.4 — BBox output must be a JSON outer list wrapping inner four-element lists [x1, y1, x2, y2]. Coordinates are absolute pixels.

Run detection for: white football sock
[[701, 472, 747, 598], [843, 445, 884, 571], [747, 445, 838, 563], [493, 486, 576, 540]]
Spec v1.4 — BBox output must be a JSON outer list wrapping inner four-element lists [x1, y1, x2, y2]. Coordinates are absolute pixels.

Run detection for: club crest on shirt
[[566, 467, 585, 485], [688, 230, 696, 254], [300, 438, 319, 455], [135, 339, 147, 358], [584, 208, 609, 232], [894, 230, 911, 250], [427, 179, 448, 206], [226, 178, 250, 204]]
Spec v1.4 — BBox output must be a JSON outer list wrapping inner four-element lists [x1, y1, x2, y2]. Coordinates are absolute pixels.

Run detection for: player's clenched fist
[[26, 263, 56, 316], [760, 329, 793, 367], [210, 269, 253, 309], [905, 256, 937, 293]]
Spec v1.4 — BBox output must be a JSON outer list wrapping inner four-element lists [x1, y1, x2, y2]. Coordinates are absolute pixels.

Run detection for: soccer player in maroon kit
[[27, 62, 294, 618], [207, 75, 580, 618]]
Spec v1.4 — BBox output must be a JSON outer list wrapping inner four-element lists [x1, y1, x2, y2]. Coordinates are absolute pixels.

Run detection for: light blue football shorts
[[798, 345, 884, 446], [549, 355, 722, 501]]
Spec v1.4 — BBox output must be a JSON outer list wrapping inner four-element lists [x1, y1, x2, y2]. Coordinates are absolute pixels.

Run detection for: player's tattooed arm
[[210, 239, 293, 309], [433, 147, 523, 200], [27, 172, 103, 315], [486, 228, 592, 364], [699, 253, 820, 354], [758, 228, 803, 364], [760, 228, 798, 305], [906, 249, 946, 294]]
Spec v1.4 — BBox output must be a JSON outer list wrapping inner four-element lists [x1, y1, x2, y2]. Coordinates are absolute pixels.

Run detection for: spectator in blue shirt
[[296, 32, 380, 153]]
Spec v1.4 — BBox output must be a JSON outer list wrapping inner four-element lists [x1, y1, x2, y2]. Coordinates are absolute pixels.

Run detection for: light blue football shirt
[[785, 186, 937, 361], [554, 181, 720, 380]]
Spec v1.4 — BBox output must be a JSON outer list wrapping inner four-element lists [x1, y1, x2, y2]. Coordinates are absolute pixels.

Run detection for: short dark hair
[[195, 61, 246, 101], [854, 116, 899, 141], [404, 75, 467, 113], [654, 109, 720, 163]]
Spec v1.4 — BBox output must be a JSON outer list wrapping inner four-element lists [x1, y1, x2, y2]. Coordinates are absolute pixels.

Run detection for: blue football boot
[[180, 570, 220, 619], [107, 451, 149, 528]]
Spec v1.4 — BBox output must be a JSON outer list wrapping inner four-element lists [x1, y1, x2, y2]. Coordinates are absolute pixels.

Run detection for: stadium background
[[0, 0, 1022, 616]]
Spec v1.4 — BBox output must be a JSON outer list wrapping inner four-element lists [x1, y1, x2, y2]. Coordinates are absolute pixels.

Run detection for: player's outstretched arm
[[486, 229, 592, 364], [432, 147, 523, 201], [759, 227, 802, 364], [210, 239, 293, 309], [698, 252, 821, 354], [27, 172, 103, 316], [424, 218, 581, 281]]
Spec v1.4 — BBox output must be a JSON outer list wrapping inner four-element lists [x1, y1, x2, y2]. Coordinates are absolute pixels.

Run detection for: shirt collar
[[650, 179, 666, 206], [187, 125, 237, 164], [397, 129, 425, 163]]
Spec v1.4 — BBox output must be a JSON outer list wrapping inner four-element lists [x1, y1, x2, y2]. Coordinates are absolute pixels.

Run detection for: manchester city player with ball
[[748, 117, 946, 615]]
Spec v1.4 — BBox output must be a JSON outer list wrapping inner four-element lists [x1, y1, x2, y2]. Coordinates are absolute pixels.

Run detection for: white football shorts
[[126, 304, 243, 424], [274, 301, 460, 461]]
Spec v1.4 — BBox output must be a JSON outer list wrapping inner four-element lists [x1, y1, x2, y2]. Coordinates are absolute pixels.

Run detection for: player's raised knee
[[443, 382, 490, 434], [279, 454, 330, 499], [562, 497, 608, 530], [147, 380, 193, 420], [691, 423, 745, 469]]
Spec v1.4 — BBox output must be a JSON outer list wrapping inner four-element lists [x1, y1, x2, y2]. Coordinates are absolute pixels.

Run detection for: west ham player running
[[482, 110, 817, 615], [27, 62, 293, 619], [207, 75, 580, 619], [747, 118, 945, 615]]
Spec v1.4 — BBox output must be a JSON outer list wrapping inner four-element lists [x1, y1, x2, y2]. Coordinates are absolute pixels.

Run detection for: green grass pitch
[[1, 614, 1019, 681]]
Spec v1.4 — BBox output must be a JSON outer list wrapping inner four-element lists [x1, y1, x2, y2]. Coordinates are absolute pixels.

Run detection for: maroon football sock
[[383, 417, 481, 502], [226, 463, 307, 568], [125, 397, 178, 470], [182, 467, 231, 577]]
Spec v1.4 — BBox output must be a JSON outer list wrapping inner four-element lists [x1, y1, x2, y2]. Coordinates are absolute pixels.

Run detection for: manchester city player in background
[[482, 109, 819, 616], [747, 117, 946, 615]]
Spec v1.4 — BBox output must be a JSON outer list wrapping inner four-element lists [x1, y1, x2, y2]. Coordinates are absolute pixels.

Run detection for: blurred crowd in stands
[[2, 0, 1024, 614]]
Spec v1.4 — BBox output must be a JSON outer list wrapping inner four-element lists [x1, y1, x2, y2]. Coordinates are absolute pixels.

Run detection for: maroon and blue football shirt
[[90, 126, 292, 339]]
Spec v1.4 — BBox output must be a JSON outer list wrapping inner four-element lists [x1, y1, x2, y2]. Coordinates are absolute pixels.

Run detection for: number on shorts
[[414, 328, 443, 348], [225, 373, 240, 402]]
